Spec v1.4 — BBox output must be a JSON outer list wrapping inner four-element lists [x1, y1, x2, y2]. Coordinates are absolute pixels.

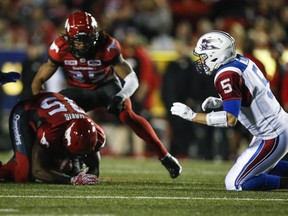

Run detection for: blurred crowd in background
[[1, 0, 288, 161]]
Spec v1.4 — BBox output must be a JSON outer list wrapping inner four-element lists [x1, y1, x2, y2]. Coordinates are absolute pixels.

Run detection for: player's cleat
[[161, 155, 182, 178]]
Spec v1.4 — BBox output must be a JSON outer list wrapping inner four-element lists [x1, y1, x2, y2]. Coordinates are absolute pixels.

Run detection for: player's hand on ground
[[201, 97, 223, 111], [107, 96, 124, 116], [170, 102, 196, 121], [70, 167, 98, 185], [0, 71, 21, 85]]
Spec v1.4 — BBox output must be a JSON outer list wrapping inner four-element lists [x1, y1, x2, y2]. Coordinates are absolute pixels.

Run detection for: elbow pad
[[116, 72, 139, 100], [206, 111, 228, 127]]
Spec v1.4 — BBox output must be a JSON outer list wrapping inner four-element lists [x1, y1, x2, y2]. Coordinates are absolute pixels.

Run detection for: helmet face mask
[[65, 11, 99, 58], [193, 51, 211, 75], [193, 30, 237, 75]]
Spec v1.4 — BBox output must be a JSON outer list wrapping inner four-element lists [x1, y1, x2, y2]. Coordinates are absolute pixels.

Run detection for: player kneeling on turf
[[0, 92, 105, 185]]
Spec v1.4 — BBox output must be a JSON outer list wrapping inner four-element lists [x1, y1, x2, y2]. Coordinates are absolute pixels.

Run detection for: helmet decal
[[200, 39, 220, 51], [91, 16, 98, 29], [64, 122, 75, 147], [64, 19, 70, 32]]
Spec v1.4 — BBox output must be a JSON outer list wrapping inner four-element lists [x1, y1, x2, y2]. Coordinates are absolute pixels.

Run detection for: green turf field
[[0, 152, 288, 216]]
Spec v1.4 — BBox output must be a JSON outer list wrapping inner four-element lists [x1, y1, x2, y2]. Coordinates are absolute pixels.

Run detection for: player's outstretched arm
[[31, 59, 58, 95], [31, 144, 97, 185], [107, 54, 139, 115], [170, 102, 236, 127], [0, 71, 21, 85]]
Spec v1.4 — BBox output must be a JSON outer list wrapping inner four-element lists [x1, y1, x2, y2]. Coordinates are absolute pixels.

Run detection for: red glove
[[70, 167, 98, 185]]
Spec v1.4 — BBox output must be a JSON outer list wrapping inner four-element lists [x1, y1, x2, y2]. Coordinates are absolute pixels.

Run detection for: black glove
[[0, 71, 21, 85], [107, 96, 124, 116]]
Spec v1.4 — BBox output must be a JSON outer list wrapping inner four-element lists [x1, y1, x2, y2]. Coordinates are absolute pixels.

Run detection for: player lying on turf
[[0, 71, 21, 85], [0, 92, 106, 185], [171, 30, 288, 191]]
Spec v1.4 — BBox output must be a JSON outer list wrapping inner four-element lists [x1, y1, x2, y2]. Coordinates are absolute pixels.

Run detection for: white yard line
[[0, 195, 286, 202], [0, 209, 18, 212]]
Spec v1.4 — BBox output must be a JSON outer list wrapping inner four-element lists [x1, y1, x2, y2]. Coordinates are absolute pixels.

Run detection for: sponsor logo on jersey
[[64, 60, 78, 65], [80, 58, 86, 63], [107, 39, 116, 52], [12, 114, 22, 145], [50, 41, 59, 53], [87, 60, 101, 66], [72, 67, 94, 70]]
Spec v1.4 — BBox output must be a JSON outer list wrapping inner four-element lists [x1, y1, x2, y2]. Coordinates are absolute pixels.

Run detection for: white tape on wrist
[[206, 111, 228, 127], [116, 72, 139, 100]]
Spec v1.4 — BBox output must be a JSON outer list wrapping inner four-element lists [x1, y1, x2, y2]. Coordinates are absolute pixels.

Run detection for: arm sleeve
[[223, 99, 241, 117]]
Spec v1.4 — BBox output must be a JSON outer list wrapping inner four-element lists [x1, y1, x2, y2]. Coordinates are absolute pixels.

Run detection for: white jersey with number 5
[[214, 54, 288, 140]]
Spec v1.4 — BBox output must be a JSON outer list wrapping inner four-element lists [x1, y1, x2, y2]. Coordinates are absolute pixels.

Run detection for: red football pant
[[119, 99, 168, 158], [0, 152, 30, 182]]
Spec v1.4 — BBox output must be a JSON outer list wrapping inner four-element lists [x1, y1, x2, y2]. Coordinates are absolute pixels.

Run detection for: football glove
[[70, 167, 98, 185], [0, 71, 21, 85], [170, 102, 196, 121], [107, 96, 124, 116], [201, 97, 223, 111]]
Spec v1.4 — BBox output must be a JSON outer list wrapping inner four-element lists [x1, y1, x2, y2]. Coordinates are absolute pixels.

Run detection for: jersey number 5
[[220, 78, 232, 94]]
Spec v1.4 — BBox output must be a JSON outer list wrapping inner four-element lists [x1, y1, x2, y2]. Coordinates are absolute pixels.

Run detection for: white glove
[[170, 102, 196, 121], [201, 97, 223, 111]]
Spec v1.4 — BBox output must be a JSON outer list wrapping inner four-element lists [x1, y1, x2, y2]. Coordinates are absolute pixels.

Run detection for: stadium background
[[1, 0, 288, 160]]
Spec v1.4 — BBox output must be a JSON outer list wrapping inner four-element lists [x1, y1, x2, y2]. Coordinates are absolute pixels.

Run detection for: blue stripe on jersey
[[216, 54, 248, 75], [223, 99, 241, 117]]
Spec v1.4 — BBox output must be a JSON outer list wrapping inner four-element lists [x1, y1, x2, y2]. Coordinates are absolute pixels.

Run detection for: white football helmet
[[193, 30, 237, 75]]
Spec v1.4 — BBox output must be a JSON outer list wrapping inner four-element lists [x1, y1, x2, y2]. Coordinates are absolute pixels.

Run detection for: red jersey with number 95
[[24, 92, 103, 154], [48, 34, 121, 89]]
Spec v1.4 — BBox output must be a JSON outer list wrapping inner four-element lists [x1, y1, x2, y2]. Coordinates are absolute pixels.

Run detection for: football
[[57, 158, 73, 174]]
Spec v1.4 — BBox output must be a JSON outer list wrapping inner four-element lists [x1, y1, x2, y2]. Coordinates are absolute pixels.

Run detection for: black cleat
[[161, 155, 182, 178]]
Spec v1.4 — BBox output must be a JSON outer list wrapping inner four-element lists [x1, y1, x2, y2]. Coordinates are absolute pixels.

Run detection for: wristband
[[206, 111, 228, 127], [116, 72, 139, 100]]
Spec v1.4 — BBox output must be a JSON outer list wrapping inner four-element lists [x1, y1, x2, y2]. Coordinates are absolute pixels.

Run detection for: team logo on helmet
[[107, 39, 116, 52], [200, 39, 219, 51], [64, 122, 75, 147]]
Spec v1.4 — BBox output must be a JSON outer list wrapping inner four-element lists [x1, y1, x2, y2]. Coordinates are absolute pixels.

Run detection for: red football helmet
[[63, 118, 98, 155], [64, 11, 99, 58]]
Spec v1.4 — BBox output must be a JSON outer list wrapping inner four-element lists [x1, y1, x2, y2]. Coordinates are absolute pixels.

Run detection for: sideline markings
[[0, 195, 287, 202]]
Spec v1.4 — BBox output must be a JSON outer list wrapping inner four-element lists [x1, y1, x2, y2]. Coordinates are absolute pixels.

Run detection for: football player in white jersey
[[170, 30, 288, 190]]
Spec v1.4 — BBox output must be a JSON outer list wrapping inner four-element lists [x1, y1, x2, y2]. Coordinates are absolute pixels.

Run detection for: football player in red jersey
[[0, 92, 105, 185], [31, 11, 182, 178]]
